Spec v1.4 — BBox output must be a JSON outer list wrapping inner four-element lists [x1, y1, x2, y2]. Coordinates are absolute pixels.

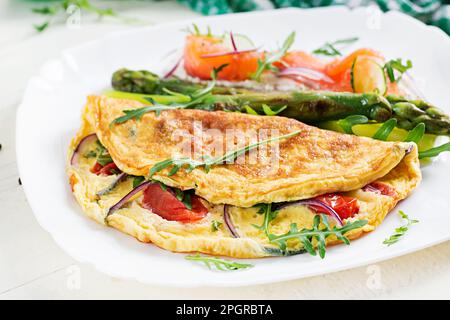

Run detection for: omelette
[[67, 95, 421, 258]]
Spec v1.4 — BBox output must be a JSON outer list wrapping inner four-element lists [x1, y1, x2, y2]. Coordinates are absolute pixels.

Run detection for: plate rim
[[16, 6, 450, 288]]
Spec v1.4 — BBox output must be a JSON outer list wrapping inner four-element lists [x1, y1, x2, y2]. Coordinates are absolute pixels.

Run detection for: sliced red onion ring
[[106, 181, 156, 218], [405, 144, 414, 155], [230, 31, 238, 51], [200, 47, 259, 59], [163, 56, 183, 78], [223, 204, 240, 238], [362, 184, 381, 194], [279, 67, 334, 84], [70, 133, 98, 166], [96, 173, 128, 197], [275, 199, 343, 226]]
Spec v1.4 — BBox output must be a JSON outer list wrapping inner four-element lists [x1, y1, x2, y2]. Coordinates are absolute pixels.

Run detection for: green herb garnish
[[32, 0, 118, 33], [404, 123, 425, 143], [244, 104, 287, 116], [173, 188, 193, 210], [34, 21, 50, 33], [110, 64, 227, 126], [110, 103, 184, 126], [262, 104, 287, 116], [312, 37, 359, 57], [372, 118, 397, 141], [149, 130, 301, 177], [384, 59, 413, 83], [84, 150, 97, 158], [211, 220, 223, 232], [419, 142, 450, 159], [252, 32, 296, 81], [244, 105, 259, 115], [96, 153, 113, 166], [252, 204, 278, 236], [268, 215, 368, 258], [337, 115, 369, 134], [185, 254, 253, 271], [383, 211, 418, 246], [132, 176, 145, 188]]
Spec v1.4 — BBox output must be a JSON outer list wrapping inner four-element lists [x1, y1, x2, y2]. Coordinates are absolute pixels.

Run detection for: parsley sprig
[[383, 211, 418, 246], [312, 37, 359, 57], [383, 59, 413, 83], [252, 32, 296, 81], [149, 130, 300, 177], [185, 254, 253, 271], [268, 215, 368, 258]]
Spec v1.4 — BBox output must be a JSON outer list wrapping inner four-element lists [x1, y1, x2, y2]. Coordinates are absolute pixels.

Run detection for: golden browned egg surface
[[85, 95, 414, 207], [67, 95, 421, 258]]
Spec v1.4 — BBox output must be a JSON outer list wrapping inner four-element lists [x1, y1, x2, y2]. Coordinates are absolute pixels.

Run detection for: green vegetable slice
[[351, 56, 387, 95], [372, 118, 397, 141], [337, 115, 369, 134]]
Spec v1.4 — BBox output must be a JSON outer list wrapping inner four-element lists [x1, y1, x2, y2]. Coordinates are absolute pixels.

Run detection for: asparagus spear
[[386, 95, 449, 135], [111, 68, 449, 134]]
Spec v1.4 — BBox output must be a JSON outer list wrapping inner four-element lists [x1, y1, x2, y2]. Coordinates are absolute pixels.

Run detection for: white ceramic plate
[[16, 7, 450, 287]]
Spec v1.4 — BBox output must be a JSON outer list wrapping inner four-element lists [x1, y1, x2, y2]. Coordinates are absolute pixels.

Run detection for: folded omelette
[[67, 96, 421, 258]]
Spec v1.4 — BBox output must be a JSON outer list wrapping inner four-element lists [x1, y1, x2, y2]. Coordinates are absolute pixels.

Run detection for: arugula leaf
[[338, 115, 369, 134], [419, 142, 450, 159], [110, 64, 228, 126], [84, 150, 97, 158], [132, 176, 145, 188], [268, 215, 368, 258], [252, 204, 279, 236], [34, 21, 50, 32], [185, 254, 253, 271], [32, 6, 58, 15], [211, 220, 223, 232], [97, 153, 113, 166], [262, 104, 287, 116], [383, 211, 418, 246], [244, 105, 259, 115], [183, 193, 192, 210], [312, 37, 359, 57], [243, 104, 287, 116], [404, 123, 425, 143], [384, 59, 413, 83], [149, 130, 301, 177], [110, 103, 183, 126], [372, 118, 397, 141], [32, 0, 118, 32], [252, 32, 296, 81]]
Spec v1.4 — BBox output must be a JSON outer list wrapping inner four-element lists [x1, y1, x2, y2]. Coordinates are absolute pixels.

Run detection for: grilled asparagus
[[111, 68, 450, 135]]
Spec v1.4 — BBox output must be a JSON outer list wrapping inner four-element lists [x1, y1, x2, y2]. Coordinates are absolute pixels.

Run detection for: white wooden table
[[1, 0, 450, 299]]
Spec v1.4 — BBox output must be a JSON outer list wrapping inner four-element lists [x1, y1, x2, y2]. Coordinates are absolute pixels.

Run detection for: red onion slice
[[279, 67, 334, 84], [230, 31, 238, 51], [200, 47, 258, 59], [275, 199, 343, 226], [70, 133, 98, 166], [96, 173, 128, 196], [362, 184, 381, 194], [163, 56, 183, 78], [106, 181, 156, 218], [223, 204, 240, 238]]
